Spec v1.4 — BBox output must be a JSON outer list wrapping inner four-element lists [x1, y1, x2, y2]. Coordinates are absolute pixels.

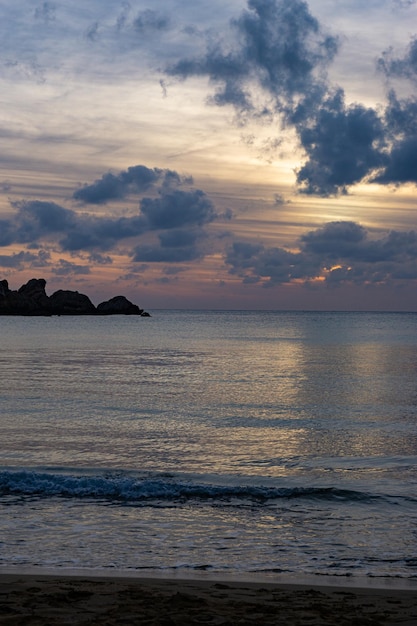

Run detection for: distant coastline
[[0, 278, 150, 316]]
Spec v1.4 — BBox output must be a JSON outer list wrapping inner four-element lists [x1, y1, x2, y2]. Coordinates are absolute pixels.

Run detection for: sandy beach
[[1, 572, 416, 625]]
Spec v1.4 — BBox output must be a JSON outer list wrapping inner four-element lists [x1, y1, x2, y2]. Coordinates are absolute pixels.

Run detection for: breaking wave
[[0, 469, 381, 505]]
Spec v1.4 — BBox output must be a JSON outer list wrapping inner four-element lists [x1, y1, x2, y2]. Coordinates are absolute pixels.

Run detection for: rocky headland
[[0, 278, 150, 316]]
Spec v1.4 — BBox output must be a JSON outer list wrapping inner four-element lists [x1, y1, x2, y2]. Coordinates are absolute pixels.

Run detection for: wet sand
[[1, 572, 417, 625]]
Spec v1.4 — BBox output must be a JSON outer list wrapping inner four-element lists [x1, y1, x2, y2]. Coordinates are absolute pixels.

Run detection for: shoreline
[[1, 565, 417, 591], [1, 570, 417, 625]]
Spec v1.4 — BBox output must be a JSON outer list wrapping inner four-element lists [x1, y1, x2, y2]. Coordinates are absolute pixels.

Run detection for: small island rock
[[0, 278, 149, 316], [97, 295, 143, 316]]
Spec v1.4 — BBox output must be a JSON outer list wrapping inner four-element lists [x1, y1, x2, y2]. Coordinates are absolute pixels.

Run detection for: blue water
[[0, 311, 416, 578]]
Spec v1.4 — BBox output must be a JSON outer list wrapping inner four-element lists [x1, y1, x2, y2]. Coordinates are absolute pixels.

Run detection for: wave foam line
[[0, 469, 376, 504]]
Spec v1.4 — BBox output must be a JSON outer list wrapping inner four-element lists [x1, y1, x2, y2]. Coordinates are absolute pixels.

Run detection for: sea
[[0, 310, 417, 582]]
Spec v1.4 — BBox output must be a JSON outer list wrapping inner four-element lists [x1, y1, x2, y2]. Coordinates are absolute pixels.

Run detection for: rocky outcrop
[[0, 278, 150, 316], [0, 279, 45, 315], [97, 295, 143, 316], [49, 289, 97, 315], [18, 278, 51, 312]]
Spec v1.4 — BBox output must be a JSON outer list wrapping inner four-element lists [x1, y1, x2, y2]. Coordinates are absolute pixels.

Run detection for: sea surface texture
[[0, 311, 416, 579]]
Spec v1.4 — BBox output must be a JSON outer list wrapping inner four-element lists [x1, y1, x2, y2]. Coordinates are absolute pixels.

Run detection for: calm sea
[[0, 311, 416, 580]]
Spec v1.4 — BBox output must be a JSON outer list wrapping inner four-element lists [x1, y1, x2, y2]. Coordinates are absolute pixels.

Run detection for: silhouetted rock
[[0, 279, 9, 298], [18, 278, 51, 313], [0, 278, 48, 315], [97, 295, 143, 316], [49, 289, 96, 315], [0, 278, 149, 316]]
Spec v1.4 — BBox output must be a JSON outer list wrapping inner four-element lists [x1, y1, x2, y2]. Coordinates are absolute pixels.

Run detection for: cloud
[[133, 9, 171, 35], [73, 165, 192, 204], [132, 228, 205, 263], [369, 71, 417, 186], [167, 0, 384, 196], [378, 37, 417, 82], [300, 221, 367, 258], [158, 229, 200, 248], [167, 0, 338, 117], [0, 249, 51, 269], [140, 189, 216, 229], [116, 2, 131, 31], [87, 252, 113, 265], [297, 35, 417, 193], [294, 89, 386, 195], [52, 259, 91, 275], [301, 221, 417, 266], [225, 221, 417, 285], [34, 2, 56, 23], [226, 240, 319, 284], [374, 135, 417, 184], [1, 166, 216, 261], [58, 214, 146, 252], [165, 0, 417, 196], [8, 201, 76, 243], [132, 209, 212, 264], [85, 22, 100, 43], [0, 219, 15, 246], [273, 193, 286, 206], [0, 251, 38, 268]]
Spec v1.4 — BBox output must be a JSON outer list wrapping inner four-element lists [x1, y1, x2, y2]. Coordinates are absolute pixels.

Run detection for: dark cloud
[[226, 240, 318, 284], [374, 135, 417, 184], [166, 0, 417, 196], [294, 89, 386, 195], [233, 0, 338, 102], [300, 221, 367, 258], [158, 229, 199, 248], [378, 37, 417, 82], [167, 0, 385, 197], [9, 201, 76, 243], [132, 221, 210, 265], [298, 37, 417, 194], [59, 215, 146, 251], [302, 221, 417, 264], [86, 22, 100, 42], [365, 91, 417, 186], [52, 259, 91, 275], [167, 0, 337, 116], [73, 165, 191, 204], [1, 167, 216, 261], [0, 249, 50, 269], [133, 9, 171, 34], [225, 221, 417, 285], [116, 2, 131, 31], [383, 91, 417, 137], [87, 252, 113, 265], [10, 191, 214, 253], [0, 251, 38, 268], [273, 193, 286, 206], [0, 219, 15, 246], [140, 189, 216, 229]]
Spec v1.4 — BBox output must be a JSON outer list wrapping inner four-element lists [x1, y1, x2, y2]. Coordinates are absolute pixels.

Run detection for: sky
[[1, 0, 417, 310]]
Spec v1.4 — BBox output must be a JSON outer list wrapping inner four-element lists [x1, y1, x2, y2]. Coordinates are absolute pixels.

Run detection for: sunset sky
[[1, 0, 417, 310]]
